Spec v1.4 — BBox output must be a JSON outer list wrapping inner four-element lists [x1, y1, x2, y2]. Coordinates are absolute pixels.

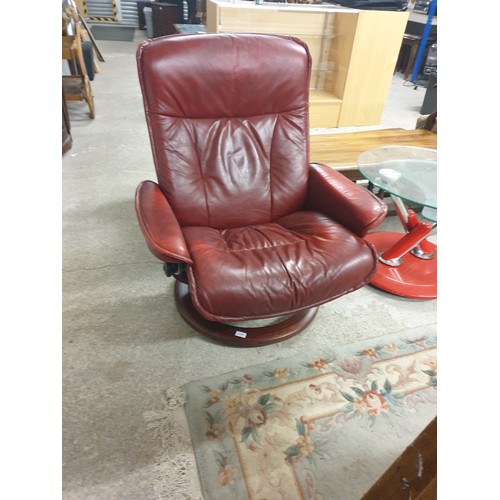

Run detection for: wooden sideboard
[[205, 0, 408, 128], [151, 2, 183, 37]]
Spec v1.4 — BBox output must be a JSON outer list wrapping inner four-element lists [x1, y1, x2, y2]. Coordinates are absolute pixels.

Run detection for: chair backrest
[[137, 33, 312, 229]]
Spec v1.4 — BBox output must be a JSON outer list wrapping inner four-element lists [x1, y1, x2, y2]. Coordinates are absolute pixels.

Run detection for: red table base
[[365, 231, 437, 300]]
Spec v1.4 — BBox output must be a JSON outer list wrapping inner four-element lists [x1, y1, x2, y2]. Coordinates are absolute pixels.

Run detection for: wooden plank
[[78, 12, 105, 62], [62, 35, 76, 60], [361, 417, 437, 500], [309, 99, 342, 128], [310, 128, 437, 181], [338, 10, 408, 126], [328, 12, 357, 99], [74, 0, 85, 18], [205, 0, 219, 34], [218, 8, 329, 36]]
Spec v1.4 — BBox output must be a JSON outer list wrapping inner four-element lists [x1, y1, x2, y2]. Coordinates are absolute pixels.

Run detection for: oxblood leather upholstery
[[135, 33, 387, 323]]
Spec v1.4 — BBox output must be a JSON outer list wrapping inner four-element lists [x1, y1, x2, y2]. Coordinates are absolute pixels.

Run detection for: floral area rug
[[145, 326, 437, 500]]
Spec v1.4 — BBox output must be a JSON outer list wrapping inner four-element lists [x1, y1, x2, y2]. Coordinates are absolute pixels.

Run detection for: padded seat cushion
[[183, 211, 378, 322]]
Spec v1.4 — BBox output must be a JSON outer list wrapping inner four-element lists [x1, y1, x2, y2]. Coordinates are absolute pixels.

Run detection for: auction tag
[[235, 331, 247, 339]]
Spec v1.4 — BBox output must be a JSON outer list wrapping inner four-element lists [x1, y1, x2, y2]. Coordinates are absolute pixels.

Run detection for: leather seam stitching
[[269, 114, 279, 220], [146, 107, 307, 120]]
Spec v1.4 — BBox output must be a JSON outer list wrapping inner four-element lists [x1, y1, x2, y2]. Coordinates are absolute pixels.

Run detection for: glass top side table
[[357, 146, 437, 299]]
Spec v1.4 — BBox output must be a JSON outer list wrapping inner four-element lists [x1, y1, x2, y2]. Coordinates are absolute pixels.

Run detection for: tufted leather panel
[[137, 33, 311, 228], [183, 211, 378, 322]]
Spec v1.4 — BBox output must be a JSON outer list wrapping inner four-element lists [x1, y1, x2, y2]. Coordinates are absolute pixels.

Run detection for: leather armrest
[[305, 163, 387, 237], [135, 180, 193, 264]]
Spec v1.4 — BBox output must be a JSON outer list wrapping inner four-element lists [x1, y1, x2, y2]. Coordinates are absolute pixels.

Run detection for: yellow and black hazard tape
[[89, 16, 117, 21], [84, 0, 118, 22]]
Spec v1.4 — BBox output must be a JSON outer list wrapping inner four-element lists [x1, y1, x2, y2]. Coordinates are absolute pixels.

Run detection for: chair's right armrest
[[135, 180, 193, 264], [305, 163, 387, 237]]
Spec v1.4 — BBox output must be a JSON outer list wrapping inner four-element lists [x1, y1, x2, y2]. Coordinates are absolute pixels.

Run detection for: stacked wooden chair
[[62, 4, 96, 119]]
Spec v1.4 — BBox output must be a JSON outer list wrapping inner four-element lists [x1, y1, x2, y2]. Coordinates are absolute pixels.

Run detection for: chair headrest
[[136, 33, 311, 119]]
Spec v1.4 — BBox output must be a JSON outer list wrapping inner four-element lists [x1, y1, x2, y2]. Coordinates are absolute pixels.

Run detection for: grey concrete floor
[[62, 30, 436, 499]]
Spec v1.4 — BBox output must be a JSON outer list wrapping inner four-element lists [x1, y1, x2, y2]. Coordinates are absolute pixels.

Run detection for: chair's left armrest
[[135, 180, 193, 264], [305, 163, 387, 237]]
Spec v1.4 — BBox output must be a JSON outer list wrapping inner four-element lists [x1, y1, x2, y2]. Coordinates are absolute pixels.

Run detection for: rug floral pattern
[[183, 329, 437, 500]]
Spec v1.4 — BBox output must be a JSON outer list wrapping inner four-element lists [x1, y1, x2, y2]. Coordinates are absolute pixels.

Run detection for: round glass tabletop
[[357, 146, 437, 220]]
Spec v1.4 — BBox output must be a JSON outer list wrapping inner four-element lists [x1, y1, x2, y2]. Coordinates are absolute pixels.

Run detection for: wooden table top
[[310, 128, 437, 181], [362, 417, 437, 500]]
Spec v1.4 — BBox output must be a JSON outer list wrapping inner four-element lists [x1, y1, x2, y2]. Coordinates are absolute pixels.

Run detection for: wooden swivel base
[[174, 281, 318, 347]]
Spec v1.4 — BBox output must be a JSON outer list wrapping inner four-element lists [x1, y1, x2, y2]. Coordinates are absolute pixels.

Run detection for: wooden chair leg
[[83, 77, 95, 118], [405, 45, 418, 80], [92, 51, 101, 74]]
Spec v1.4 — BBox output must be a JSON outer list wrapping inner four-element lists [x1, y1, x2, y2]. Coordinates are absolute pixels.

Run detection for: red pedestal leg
[[405, 210, 434, 256], [365, 231, 437, 300], [380, 220, 434, 262]]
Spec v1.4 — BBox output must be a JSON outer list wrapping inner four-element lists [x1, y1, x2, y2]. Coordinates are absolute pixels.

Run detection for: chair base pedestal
[[174, 281, 318, 347], [365, 231, 437, 299]]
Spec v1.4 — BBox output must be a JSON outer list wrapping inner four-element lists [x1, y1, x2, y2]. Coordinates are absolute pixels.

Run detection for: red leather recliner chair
[[135, 33, 387, 346]]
